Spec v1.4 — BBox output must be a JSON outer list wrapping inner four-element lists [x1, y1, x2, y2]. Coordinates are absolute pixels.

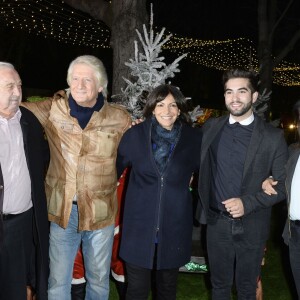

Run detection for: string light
[[0, 0, 299, 86], [162, 29, 300, 87], [0, 0, 111, 48]]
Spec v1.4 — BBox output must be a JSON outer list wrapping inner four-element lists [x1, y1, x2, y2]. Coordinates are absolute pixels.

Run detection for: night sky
[[151, 0, 300, 116], [0, 0, 300, 118]]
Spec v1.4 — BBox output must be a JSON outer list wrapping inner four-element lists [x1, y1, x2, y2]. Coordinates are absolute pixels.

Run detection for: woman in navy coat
[[117, 84, 202, 300]]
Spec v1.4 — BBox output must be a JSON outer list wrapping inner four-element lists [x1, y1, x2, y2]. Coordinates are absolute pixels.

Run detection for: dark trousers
[[207, 211, 265, 300], [0, 208, 34, 300], [289, 222, 300, 299], [125, 262, 179, 300], [71, 282, 86, 300]]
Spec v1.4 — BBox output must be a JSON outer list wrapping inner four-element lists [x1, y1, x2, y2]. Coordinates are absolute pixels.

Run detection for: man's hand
[[222, 197, 245, 218], [262, 178, 278, 195], [131, 118, 144, 127]]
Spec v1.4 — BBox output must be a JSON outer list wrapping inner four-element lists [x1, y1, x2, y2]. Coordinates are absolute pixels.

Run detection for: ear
[[178, 110, 181, 116], [98, 86, 103, 93], [252, 91, 259, 104]]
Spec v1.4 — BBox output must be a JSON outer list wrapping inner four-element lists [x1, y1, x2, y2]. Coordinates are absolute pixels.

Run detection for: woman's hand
[[262, 177, 278, 195]]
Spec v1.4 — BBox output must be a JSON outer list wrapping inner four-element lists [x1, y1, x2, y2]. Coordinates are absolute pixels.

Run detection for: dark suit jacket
[[0, 107, 49, 299], [198, 114, 288, 243], [282, 146, 300, 244], [0, 164, 3, 245]]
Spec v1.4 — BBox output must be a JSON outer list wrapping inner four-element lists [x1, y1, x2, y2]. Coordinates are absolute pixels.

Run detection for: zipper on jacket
[[149, 121, 181, 268], [156, 176, 164, 234], [153, 124, 182, 236]]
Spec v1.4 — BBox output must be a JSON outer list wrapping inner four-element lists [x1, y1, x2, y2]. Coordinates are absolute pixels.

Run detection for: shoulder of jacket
[[53, 89, 67, 100], [258, 119, 283, 136], [203, 115, 226, 128], [20, 106, 37, 120]]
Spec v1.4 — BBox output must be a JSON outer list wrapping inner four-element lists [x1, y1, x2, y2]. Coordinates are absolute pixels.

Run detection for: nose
[[77, 79, 86, 89], [163, 106, 171, 114], [13, 84, 21, 97], [232, 92, 238, 101]]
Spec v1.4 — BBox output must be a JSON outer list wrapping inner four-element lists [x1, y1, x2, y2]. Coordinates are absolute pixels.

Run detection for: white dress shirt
[[0, 109, 32, 214], [229, 113, 255, 125], [290, 154, 300, 220]]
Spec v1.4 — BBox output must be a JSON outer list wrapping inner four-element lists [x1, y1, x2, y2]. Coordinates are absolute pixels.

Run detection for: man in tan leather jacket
[[22, 55, 131, 300]]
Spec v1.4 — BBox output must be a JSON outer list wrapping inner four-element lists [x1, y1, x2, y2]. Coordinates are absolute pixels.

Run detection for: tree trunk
[[257, 0, 274, 93], [111, 0, 148, 95], [257, 0, 276, 119]]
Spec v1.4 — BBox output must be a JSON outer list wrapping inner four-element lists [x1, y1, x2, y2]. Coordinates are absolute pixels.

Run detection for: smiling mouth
[[231, 103, 242, 108]]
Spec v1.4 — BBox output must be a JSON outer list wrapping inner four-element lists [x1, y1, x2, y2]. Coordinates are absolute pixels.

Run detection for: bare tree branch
[[258, 0, 268, 47], [269, 0, 293, 40], [273, 28, 300, 67], [63, 0, 113, 28]]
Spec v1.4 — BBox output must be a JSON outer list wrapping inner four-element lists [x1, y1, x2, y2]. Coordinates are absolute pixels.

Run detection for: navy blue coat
[[117, 118, 202, 270]]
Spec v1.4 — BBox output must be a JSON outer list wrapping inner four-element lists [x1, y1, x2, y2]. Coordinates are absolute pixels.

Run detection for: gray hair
[[67, 55, 108, 99], [0, 62, 15, 71]]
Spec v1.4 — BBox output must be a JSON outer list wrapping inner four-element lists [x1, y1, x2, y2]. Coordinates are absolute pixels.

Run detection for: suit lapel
[[0, 164, 3, 247], [242, 117, 264, 179], [20, 113, 30, 168], [286, 148, 300, 197], [201, 116, 228, 166], [0, 164, 3, 213]]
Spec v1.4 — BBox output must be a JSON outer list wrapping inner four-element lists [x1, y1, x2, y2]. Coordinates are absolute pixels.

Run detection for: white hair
[[0, 62, 15, 71]]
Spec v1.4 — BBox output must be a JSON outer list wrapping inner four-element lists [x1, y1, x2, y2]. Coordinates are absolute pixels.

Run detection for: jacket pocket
[[89, 130, 119, 157], [45, 181, 64, 217], [89, 188, 116, 222]]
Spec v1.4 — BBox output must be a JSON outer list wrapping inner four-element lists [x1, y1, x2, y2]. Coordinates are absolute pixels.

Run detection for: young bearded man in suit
[[198, 68, 288, 299]]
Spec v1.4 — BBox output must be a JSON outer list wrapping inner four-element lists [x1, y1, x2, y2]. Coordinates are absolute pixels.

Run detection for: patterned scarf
[[151, 117, 181, 174]]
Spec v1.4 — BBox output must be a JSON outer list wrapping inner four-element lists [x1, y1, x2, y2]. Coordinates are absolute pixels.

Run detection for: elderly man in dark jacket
[[0, 62, 49, 300]]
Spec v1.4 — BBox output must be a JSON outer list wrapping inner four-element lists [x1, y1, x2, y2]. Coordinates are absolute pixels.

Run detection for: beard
[[226, 101, 252, 117]]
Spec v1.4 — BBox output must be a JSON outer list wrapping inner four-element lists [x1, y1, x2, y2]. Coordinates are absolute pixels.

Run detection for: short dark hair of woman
[[222, 68, 259, 93], [143, 84, 191, 124]]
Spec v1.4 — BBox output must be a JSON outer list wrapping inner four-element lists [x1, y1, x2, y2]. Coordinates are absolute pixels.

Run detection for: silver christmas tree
[[112, 5, 188, 119]]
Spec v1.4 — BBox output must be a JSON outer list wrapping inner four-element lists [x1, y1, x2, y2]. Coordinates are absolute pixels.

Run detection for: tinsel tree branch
[[112, 3, 188, 120]]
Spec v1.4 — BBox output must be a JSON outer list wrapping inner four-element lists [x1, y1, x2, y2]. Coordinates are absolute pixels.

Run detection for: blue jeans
[[48, 204, 114, 300]]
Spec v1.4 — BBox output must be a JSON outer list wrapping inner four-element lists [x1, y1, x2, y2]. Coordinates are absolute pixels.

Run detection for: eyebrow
[[0, 80, 22, 86], [225, 87, 249, 92]]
